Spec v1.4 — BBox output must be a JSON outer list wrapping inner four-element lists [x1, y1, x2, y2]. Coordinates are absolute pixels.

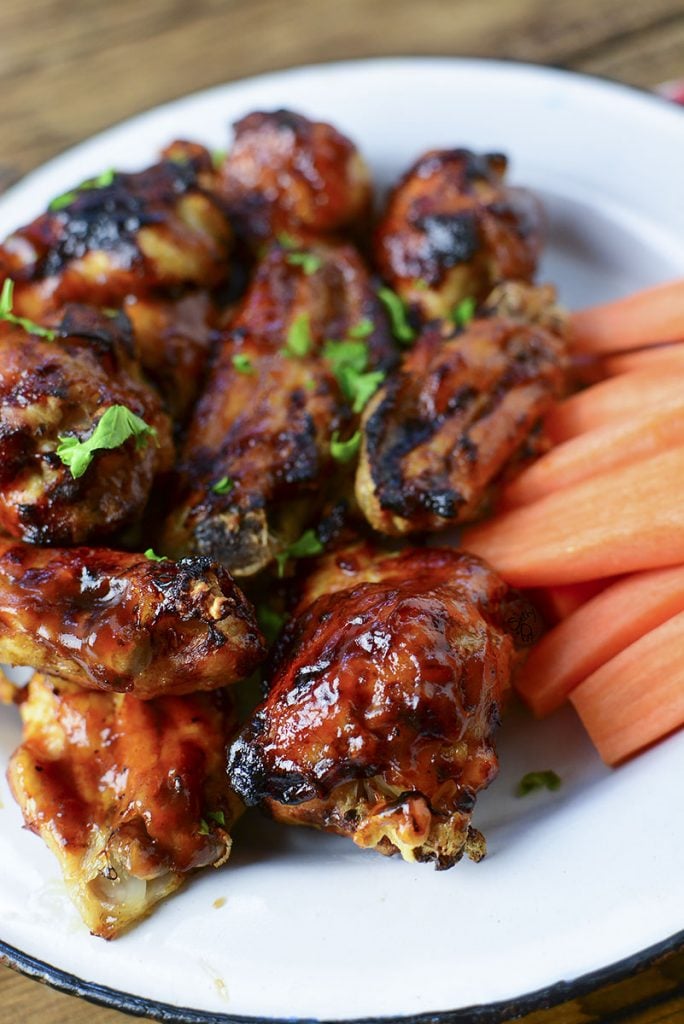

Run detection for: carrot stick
[[517, 566, 684, 717], [502, 401, 684, 508], [533, 579, 611, 624], [570, 279, 684, 354], [461, 446, 684, 586], [602, 343, 684, 377], [545, 369, 684, 443], [569, 610, 684, 765]]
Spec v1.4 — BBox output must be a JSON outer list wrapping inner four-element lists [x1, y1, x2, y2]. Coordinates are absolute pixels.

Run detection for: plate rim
[[1, 54, 683, 1022]]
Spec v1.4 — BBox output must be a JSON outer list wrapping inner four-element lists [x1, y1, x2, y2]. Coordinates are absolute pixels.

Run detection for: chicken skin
[[355, 284, 568, 535], [162, 240, 396, 574], [217, 109, 371, 247], [228, 545, 538, 868], [0, 541, 264, 697], [1, 144, 232, 417], [374, 149, 543, 321], [8, 675, 241, 938], [0, 305, 172, 545]]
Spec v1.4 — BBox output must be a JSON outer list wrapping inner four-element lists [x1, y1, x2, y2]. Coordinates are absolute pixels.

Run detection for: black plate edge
[[2, 929, 683, 1024]]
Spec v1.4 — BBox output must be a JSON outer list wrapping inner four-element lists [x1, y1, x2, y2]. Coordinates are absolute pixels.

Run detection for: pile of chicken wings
[[0, 109, 566, 937]]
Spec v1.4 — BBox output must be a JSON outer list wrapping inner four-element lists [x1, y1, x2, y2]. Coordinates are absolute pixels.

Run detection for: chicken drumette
[[228, 544, 538, 868], [8, 675, 241, 937], [0, 540, 264, 697], [374, 148, 543, 321], [355, 283, 568, 535], [162, 240, 396, 574], [0, 305, 172, 544], [0, 143, 232, 418]]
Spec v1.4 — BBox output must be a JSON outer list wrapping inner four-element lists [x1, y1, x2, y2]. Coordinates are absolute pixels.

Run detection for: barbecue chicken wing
[[0, 541, 264, 697], [162, 240, 396, 574], [8, 675, 241, 937], [374, 149, 543, 321], [1, 144, 231, 417], [355, 284, 568, 535], [228, 545, 538, 868], [0, 306, 172, 545], [216, 109, 371, 247]]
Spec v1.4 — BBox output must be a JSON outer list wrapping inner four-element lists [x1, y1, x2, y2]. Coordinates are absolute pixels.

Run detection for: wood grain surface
[[0, 1, 683, 1021]]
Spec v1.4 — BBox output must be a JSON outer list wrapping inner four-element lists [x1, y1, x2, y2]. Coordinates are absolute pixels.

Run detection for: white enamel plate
[[0, 59, 682, 1023]]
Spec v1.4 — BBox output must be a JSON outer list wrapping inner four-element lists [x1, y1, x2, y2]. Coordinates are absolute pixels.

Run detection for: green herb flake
[[330, 430, 361, 463], [347, 318, 374, 339], [516, 770, 562, 798], [377, 286, 415, 345], [257, 605, 287, 645], [322, 339, 368, 376], [451, 296, 477, 328], [275, 528, 324, 578], [56, 404, 157, 479], [49, 168, 116, 212], [207, 810, 226, 827], [285, 251, 322, 276], [304, 378, 316, 392], [211, 149, 227, 169], [0, 280, 57, 341], [322, 339, 385, 414], [284, 313, 312, 358], [198, 819, 211, 836], [212, 476, 234, 495], [232, 353, 255, 375], [144, 548, 168, 562], [277, 232, 298, 250]]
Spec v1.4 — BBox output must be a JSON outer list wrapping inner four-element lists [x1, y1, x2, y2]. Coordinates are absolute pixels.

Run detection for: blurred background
[[0, 1, 682, 1021]]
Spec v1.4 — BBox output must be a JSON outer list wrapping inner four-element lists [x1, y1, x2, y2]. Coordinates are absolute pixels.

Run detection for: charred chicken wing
[[355, 284, 567, 535], [162, 240, 396, 574], [374, 149, 543, 320], [0, 305, 172, 544], [8, 675, 241, 937], [217, 109, 371, 246], [228, 545, 537, 868], [1, 145, 232, 417], [0, 541, 265, 697]]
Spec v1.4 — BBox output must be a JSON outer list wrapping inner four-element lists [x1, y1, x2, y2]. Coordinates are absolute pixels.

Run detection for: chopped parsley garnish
[[285, 251, 322, 276], [212, 476, 234, 495], [516, 770, 562, 797], [0, 280, 56, 340], [322, 339, 385, 414], [451, 296, 477, 328], [330, 430, 361, 463], [207, 810, 226, 827], [257, 605, 287, 645], [277, 232, 298, 250], [304, 377, 316, 392], [347, 318, 374, 339], [49, 168, 116, 212], [56, 405, 157, 479], [144, 548, 168, 562], [377, 286, 415, 345], [275, 528, 324, 578], [284, 313, 313, 358], [198, 819, 211, 836], [232, 353, 255, 375], [211, 149, 227, 169]]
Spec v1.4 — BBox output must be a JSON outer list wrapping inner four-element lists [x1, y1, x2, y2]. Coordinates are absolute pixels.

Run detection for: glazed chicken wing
[[228, 545, 538, 868], [8, 675, 241, 937], [0, 540, 264, 697], [1, 144, 232, 417], [0, 305, 172, 544], [355, 284, 568, 535], [216, 109, 371, 247], [374, 149, 543, 321], [162, 240, 396, 574]]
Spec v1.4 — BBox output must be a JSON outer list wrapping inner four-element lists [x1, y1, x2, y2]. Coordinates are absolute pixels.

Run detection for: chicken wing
[[8, 675, 241, 937], [355, 283, 568, 535], [162, 240, 396, 574], [374, 149, 543, 321], [0, 305, 172, 544], [0, 541, 264, 697], [1, 144, 232, 417], [228, 545, 538, 868], [216, 109, 371, 247]]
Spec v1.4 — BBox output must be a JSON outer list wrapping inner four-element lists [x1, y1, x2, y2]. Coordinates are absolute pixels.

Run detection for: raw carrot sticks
[[570, 278, 684, 354]]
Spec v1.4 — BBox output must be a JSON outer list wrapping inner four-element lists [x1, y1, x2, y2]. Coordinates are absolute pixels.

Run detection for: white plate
[[0, 58, 683, 1023]]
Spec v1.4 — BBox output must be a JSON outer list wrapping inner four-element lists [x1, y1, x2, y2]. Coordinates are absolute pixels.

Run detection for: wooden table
[[0, 0, 682, 1021]]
